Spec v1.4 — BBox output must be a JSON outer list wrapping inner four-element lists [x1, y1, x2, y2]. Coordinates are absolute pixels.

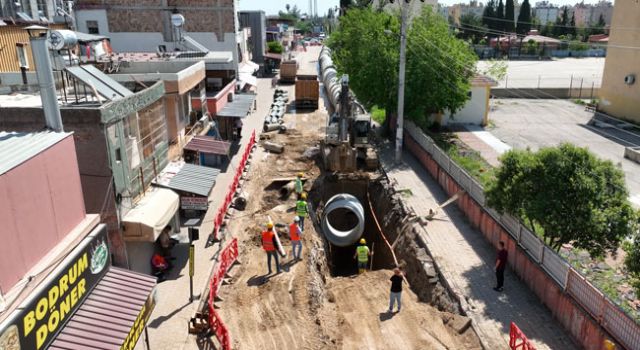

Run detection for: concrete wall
[[402, 123, 622, 350], [492, 87, 601, 99], [599, 1, 640, 124], [443, 86, 488, 126], [0, 135, 86, 292]]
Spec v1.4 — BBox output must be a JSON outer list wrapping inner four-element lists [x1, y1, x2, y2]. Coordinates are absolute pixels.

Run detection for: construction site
[[208, 47, 483, 349]]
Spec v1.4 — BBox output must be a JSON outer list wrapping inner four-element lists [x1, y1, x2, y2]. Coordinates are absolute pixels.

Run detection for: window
[[86, 21, 100, 35], [36, 0, 48, 19], [16, 44, 29, 69]]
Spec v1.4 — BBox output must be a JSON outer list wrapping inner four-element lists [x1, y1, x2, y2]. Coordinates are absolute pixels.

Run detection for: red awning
[[184, 136, 231, 156], [49, 267, 156, 350]]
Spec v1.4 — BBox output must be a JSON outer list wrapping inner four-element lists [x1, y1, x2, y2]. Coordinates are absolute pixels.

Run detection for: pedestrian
[[262, 222, 281, 275], [234, 118, 243, 139], [353, 238, 372, 274], [388, 268, 404, 313], [272, 76, 277, 88], [494, 241, 508, 292], [295, 172, 304, 196], [296, 192, 309, 231], [151, 252, 170, 281], [290, 216, 303, 260]]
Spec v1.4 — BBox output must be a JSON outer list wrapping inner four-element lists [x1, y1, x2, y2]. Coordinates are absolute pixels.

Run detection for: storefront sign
[[120, 291, 156, 350], [0, 225, 110, 350], [181, 196, 209, 211]]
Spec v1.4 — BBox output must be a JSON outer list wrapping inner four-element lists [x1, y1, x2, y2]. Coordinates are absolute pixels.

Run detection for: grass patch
[[371, 106, 386, 124]]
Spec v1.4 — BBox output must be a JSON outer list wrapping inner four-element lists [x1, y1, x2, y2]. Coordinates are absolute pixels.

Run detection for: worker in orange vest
[[262, 222, 281, 275], [290, 216, 303, 260]]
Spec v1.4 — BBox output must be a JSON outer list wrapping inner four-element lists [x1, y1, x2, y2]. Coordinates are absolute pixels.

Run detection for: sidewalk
[[144, 78, 272, 350], [380, 143, 577, 350]]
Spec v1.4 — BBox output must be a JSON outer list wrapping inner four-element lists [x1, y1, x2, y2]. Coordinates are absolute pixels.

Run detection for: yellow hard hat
[[301, 193, 307, 200], [266, 222, 274, 229], [359, 238, 366, 244], [297, 172, 304, 177]]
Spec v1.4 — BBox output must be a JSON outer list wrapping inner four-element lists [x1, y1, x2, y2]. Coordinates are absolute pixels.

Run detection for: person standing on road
[[234, 118, 243, 140], [296, 193, 309, 231], [262, 222, 281, 275], [295, 172, 304, 197], [388, 268, 404, 313], [290, 216, 303, 260], [353, 238, 372, 274], [494, 241, 508, 292]]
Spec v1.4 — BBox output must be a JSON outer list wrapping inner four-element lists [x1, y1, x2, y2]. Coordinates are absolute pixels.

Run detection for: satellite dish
[[171, 14, 185, 27]]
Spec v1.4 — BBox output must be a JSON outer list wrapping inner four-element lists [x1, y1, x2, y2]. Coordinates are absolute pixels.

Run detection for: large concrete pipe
[[321, 194, 365, 247]]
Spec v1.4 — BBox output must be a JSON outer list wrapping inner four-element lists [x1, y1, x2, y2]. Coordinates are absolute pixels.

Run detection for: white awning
[[122, 188, 179, 242], [238, 72, 258, 88], [239, 61, 259, 74]]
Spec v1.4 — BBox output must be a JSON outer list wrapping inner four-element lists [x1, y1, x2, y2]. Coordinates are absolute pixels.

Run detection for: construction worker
[[295, 172, 304, 197], [262, 222, 281, 275], [290, 216, 303, 260], [296, 193, 309, 231], [353, 238, 372, 274]]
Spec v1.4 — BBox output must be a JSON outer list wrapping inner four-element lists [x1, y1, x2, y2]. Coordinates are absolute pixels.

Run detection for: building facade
[[599, 1, 640, 124], [238, 10, 266, 64], [533, 1, 559, 25], [74, 0, 241, 72]]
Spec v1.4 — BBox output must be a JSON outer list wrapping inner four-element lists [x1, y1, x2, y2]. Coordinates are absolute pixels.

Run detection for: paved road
[[487, 99, 640, 207], [144, 77, 273, 350], [477, 58, 604, 88], [380, 143, 578, 350]]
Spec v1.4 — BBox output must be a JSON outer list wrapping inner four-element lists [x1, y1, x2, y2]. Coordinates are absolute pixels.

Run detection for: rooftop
[[0, 131, 72, 175], [101, 51, 233, 64]]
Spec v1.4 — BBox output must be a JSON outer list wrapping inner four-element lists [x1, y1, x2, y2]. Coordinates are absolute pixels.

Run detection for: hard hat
[[267, 222, 274, 229], [301, 193, 307, 200], [297, 172, 304, 177], [294, 216, 300, 222], [359, 238, 366, 244]]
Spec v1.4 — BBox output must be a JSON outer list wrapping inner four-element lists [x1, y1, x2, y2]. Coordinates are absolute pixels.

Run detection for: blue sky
[[237, 0, 612, 16]]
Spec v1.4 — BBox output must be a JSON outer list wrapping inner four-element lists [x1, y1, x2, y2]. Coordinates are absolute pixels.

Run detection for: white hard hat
[[294, 216, 300, 222]]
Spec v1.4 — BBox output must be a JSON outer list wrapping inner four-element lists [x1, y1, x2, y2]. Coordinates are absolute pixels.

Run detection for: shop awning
[[239, 61, 259, 74], [122, 188, 179, 242], [49, 267, 156, 350], [154, 162, 220, 197], [238, 72, 258, 89], [184, 136, 231, 155], [216, 93, 256, 118]]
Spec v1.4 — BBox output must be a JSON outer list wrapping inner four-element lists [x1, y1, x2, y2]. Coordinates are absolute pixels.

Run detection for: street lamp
[[24, 25, 63, 132]]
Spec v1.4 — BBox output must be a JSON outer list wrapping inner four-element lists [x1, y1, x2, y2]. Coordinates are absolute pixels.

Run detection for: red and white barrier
[[208, 238, 239, 350], [509, 322, 536, 350]]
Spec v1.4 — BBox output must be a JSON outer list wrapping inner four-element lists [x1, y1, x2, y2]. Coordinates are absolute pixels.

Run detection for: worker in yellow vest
[[295, 172, 304, 197], [262, 222, 281, 275], [296, 193, 309, 231], [353, 238, 372, 274]]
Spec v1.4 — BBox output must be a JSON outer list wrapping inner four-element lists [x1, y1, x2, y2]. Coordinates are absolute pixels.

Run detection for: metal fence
[[404, 121, 640, 349]]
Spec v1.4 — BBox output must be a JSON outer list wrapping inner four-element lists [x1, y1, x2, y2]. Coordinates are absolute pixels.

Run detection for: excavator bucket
[[323, 141, 357, 172]]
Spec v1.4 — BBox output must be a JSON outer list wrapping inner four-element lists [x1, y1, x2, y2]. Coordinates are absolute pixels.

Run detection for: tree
[[597, 13, 606, 27], [505, 0, 515, 33], [553, 6, 569, 37], [568, 13, 577, 37], [486, 144, 636, 257], [516, 0, 532, 34], [482, 0, 497, 35], [496, 0, 505, 32], [267, 41, 284, 54], [327, 7, 477, 126], [286, 4, 291, 12], [458, 13, 486, 44]]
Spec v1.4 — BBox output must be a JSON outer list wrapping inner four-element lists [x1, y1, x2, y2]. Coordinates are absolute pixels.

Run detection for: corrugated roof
[[184, 136, 231, 155], [163, 163, 220, 196], [49, 267, 156, 350], [217, 93, 256, 118], [0, 131, 71, 175]]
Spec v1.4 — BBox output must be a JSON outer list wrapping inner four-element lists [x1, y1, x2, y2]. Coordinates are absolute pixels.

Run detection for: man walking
[[494, 241, 508, 292], [262, 222, 281, 275], [296, 193, 309, 231], [388, 268, 404, 313], [353, 238, 372, 274], [295, 172, 304, 197], [290, 216, 303, 260]]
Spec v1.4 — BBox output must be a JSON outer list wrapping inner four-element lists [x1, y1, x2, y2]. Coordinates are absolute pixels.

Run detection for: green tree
[[496, 0, 505, 32], [486, 144, 636, 257], [458, 13, 486, 44], [568, 12, 577, 37], [505, 0, 515, 33], [327, 7, 477, 126], [483, 0, 497, 35], [267, 41, 284, 54], [516, 0, 532, 34]]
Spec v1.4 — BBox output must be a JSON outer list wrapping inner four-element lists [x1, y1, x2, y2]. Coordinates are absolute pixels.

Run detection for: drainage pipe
[[321, 194, 365, 247]]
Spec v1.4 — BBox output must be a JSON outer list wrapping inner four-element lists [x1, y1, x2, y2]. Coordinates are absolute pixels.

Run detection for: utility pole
[[395, 1, 409, 163]]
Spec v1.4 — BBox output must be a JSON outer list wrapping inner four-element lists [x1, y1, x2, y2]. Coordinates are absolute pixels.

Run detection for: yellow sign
[[189, 245, 195, 277], [120, 292, 155, 350]]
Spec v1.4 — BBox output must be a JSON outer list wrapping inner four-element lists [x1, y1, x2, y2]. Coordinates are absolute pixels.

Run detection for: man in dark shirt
[[388, 268, 404, 313], [494, 241, 508, 292]]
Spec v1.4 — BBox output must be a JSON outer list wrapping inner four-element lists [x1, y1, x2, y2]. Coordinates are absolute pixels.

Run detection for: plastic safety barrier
[[509, 322, 537, 350], [212, 130, 256, 241], [207, 238, 239, 350]]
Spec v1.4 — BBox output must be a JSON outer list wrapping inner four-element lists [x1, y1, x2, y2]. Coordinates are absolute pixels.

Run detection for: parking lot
[[486, 99, 640, 207]]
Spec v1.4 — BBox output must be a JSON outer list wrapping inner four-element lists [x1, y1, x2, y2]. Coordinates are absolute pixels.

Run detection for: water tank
[[47, 30, 78, 50]]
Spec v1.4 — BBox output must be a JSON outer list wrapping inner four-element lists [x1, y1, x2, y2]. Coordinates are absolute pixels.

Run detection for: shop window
[[87, 20, 100, 35], [16, 44, 28, 68]]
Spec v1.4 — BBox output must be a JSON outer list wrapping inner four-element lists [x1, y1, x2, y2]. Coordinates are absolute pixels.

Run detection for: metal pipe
[[29, 31, 63, 131]]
